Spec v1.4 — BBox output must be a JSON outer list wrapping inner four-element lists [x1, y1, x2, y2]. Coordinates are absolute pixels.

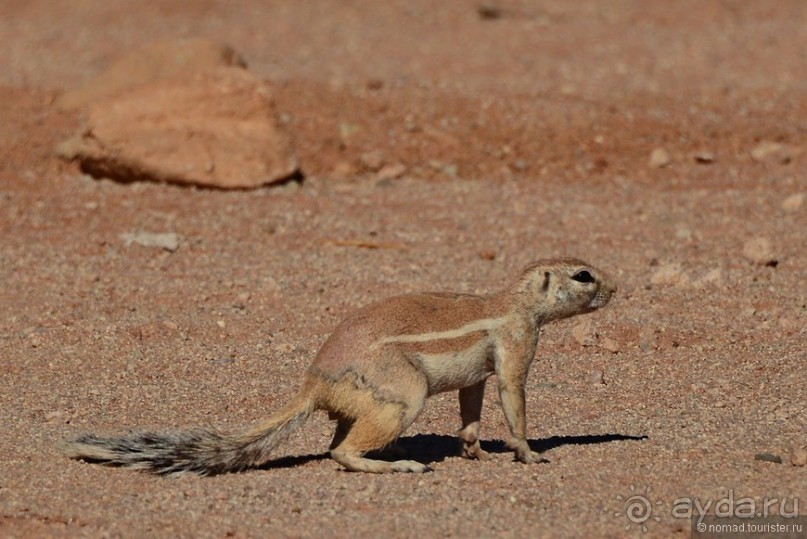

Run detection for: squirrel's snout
[[589, 279, 616, 309]]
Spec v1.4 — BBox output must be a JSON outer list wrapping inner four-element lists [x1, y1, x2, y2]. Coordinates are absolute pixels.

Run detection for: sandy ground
[[1, 1, 805, 538]]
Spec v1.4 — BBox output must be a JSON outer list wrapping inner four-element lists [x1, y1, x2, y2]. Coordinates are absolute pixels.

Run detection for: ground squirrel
[[64, 258, 616, 475]]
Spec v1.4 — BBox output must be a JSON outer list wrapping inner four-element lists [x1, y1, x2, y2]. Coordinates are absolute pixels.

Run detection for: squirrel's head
[[516, 258, 617, 323]]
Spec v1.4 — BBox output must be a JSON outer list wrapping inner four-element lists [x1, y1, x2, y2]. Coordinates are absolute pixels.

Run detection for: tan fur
[[64, 257, 616, 475]]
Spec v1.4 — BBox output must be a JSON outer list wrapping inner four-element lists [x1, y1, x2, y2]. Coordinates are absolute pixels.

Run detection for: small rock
[[211, 357, 234, 366], [121, 232, 180, 252], [44, 411, 66, 422], [477, 5, 503, 20], [638, 327, 659, 353], [572, 319, 595, 347], [54, 136, 83, 160], [590, 369, 605, 385], [781, 193, 804, 213], [651, 263, 689, 286], [511, 159, 530, 172], [675, 227, 692, 241], [478, 250, 496, 261], [366, 79, 384, 91], [61, 68, 300, 189], [375, 163, 407, 181], [692, 151, 715, 164], [750, 141, 791, 164], [778, 317, 797, 331], [331, 160, 356, 179], [649, 148, 672, 168], [742, 237, 777, 266], [601, 337, 621, 354], [359, 150, 385, 172], [694, 268, 722, 287], [754, 452, 783, 464], [790, 448, 807, 467], [339, 122, 362, 140], [442, 163, 459, 177]]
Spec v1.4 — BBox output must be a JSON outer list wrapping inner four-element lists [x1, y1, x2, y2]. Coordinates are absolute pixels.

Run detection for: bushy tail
[[63, 384, 316, 476]]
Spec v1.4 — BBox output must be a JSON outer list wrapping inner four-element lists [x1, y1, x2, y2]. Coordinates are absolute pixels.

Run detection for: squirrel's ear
[[541, 271, 551, 293]]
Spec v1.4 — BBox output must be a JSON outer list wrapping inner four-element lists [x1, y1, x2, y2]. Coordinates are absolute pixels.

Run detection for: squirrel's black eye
[[572, 270, 595, 283]]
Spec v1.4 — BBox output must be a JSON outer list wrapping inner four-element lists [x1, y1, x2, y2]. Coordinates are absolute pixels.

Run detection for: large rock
[[59, 68, 300, 189], [57, 38, 247, 110]]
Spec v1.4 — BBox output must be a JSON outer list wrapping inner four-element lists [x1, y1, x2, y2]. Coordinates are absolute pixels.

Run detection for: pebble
[[600, 337, 620, 354], [589, 369, 605, 385], [692, 151, 715, 164], [649, 148, 672, 168], [28, 334, 43, 348], [366, 78, 384, 91], [121, 231, 180, 252], [694, 268, 722, 287], [781, 193, 803, 213], [675, 227, 692, 241], [572, 319, 595, 347], [44, 411, 66, 422], [375, 163, 407, 181], [754, 452, 783, 464], [442, 164, 459, 177], [359, 150, 385, 172], [511, 159, 529, 172], [750, 141, 791, 164], [331, 160, 356, 179], [54, 136, 83, 160], [742, 237, 776, 265], [477, 5, 503, 20], [778, 317, 797, 331], [790, 448, 807, 467]]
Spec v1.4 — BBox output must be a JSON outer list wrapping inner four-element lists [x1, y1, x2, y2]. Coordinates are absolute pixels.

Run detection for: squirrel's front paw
[[461, 440, 490, 461], [515, 449, 549, 464], [509, 438, 549, 464]]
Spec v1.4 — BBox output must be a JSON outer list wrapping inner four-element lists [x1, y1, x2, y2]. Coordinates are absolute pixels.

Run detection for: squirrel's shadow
[[257, 432, 647, 471]]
